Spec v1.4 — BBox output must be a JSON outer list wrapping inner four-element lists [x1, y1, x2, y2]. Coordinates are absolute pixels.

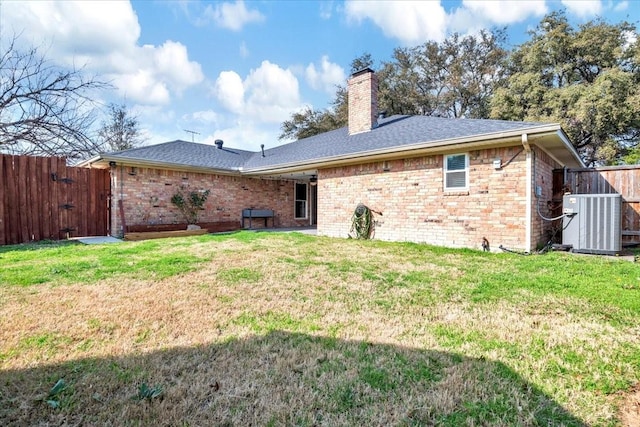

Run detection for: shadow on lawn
[[0, 331, 586, 426]]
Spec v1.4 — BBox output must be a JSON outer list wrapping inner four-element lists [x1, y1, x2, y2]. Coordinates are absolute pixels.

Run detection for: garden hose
[[350, 203, 373, 239]]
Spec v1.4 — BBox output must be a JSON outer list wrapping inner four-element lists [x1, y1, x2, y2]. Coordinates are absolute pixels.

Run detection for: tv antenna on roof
[[184, 129, 200, 142]]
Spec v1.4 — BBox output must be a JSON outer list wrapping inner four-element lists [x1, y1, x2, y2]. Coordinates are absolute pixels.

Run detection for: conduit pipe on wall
[[523, 133, 532, 252]]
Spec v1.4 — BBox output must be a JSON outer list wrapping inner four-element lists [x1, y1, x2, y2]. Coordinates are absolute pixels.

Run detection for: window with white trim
[[294, 182, 308, 219], [444, 153, 469, 191]]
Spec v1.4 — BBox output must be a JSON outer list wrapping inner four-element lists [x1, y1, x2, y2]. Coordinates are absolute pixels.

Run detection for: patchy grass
[[0, 239, 212, 286], [1, 231, 639, 426]]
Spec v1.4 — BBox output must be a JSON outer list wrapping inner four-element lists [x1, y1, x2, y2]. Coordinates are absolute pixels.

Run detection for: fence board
[[17, 156, 29, 242], [38, 156, 51, 240], [0, 154, 110, 245], [49, 157, 61, 240], [27, 156, 38, 241], [88, 169, 97, 236], [6, 157, 20, 245], [79, 168, 89, 236]]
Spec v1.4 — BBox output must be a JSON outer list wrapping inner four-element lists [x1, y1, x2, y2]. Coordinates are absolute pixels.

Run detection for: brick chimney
[[348, 68, 378, 135]]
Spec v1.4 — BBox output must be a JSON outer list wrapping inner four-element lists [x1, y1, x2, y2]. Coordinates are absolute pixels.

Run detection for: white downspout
[[522, 134, 532, 252]]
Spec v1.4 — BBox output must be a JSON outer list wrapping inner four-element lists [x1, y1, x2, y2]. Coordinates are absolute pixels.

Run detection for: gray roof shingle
[[105, 115, 561, 172], [244, 115, 549, 170], [107, 140, 254, 170]]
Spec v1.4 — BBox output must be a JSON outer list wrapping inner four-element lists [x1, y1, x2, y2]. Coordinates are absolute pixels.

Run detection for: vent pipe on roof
[[261, 144, 265, 157], [215, 139, 223, 149]]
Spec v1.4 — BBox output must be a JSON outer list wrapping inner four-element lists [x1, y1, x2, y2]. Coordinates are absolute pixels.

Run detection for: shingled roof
[[244, 115, 562, 171], [85, 114, 583, 173], [103, 139, 254, 171]]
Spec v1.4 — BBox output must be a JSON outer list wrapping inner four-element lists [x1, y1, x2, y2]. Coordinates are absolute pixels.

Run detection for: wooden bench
[[242, 209, 275, 229]]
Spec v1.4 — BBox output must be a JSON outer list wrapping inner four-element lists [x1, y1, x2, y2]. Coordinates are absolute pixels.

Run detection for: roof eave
[[557, 128, 586, 168], [243, 124, 569, 175], [81, 154, 243, 175]]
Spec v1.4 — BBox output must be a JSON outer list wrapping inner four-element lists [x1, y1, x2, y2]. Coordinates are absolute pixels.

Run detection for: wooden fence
[[555, 165, 640, 246], [0, 154, 110, 245]]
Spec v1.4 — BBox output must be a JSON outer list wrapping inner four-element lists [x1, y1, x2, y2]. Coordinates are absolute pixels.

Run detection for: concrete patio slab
[[72, 236, 123, 245]]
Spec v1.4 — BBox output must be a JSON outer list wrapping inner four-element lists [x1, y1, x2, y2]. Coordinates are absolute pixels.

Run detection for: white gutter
[[77, 124, 582, 183], [76, 155, 102, 168], [78, 155, 244, 176], [244, 124, 563, 175]]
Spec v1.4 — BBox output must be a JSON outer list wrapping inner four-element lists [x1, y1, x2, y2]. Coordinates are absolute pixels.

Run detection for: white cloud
[[320, 2, 334, 20], [345, 1, 448, 43], [187, 110, 220, 124], [215, 71, 246, 114], [215, 61, 301, 124], [148, 41, 204, 93], [1, 1, 139, 54], [208, 62, 304, 151], [0, 1, 204, 107], [240, 41, 250, 58], [613, 1, 629, 12], [113, 70, 171, 105], [345, 0, 548, 43], [461, 0, 547, 25], [201, 0, 265, 31], [561, 0, 603, 19], [244, 61, 301, 123], [622, 30, 637, 50], [202, 122, 276, 152], [305, 56, 346, 95]]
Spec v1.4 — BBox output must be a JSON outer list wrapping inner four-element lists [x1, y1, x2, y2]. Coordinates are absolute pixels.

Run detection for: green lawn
[[0, 232, 638, 426]]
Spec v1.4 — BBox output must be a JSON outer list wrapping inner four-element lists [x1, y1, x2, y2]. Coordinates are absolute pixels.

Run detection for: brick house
[[81, 69, 584, 251]]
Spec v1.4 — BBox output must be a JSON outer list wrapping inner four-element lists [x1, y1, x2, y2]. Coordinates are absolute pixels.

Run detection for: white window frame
[[443, 153, 469, 191], [294, 182, 308, 219]]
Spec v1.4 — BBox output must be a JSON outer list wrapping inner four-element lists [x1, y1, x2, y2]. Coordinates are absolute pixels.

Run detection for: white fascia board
[[557, 129, 586, 168], [98, 155, 243, 176], [76, 155, 103, 168], [243, 125, 563, 175]]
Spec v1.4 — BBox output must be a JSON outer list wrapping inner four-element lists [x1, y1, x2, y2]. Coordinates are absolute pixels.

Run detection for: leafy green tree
[[98, 103, 145, 152], [379, 29, 507, 118], [490, 11, 640, 165], [280, 30, 507, 140], [622, 148, 640, 164], [278, 105, 342, 141]]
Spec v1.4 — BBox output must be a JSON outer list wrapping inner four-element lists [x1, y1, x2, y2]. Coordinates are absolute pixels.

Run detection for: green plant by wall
[[171, 189, 210, 224]]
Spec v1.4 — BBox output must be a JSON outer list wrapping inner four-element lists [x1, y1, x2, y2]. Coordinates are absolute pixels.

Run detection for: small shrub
[[171, 189, 210, 224]]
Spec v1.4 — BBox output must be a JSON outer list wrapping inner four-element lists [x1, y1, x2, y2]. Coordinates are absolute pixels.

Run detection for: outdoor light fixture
[[309, 175, 317, 186]]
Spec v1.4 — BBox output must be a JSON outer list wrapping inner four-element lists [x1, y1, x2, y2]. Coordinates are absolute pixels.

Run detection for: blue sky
[[1, 1, 638, 152]]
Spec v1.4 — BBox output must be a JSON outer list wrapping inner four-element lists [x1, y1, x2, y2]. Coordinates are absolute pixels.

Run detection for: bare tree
[[98, 103, 145, 152], [0, 36, 109, 159]]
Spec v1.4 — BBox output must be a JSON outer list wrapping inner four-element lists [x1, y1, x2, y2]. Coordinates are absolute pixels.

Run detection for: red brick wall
[[317, 146, 535, 251], [531, 148, 563, 249], [110, 166, 308, 237]]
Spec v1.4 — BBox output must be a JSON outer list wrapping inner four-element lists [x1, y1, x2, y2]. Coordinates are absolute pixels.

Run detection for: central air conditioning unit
[[562, 194, 622, 255]]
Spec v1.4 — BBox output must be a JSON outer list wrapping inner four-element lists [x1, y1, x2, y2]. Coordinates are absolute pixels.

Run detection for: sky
[[1, 0, 638, 153]]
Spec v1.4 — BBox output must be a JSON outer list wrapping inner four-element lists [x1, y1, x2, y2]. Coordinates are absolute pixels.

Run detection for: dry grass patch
[[1, 231, 639, 425]]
